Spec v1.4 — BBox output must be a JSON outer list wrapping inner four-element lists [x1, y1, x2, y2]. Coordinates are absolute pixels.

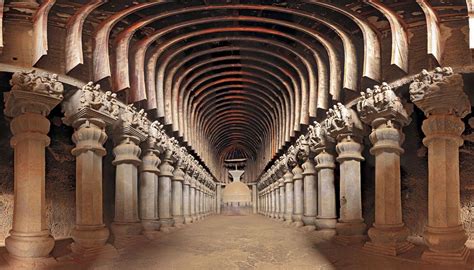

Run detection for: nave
[[4, 215, 468, 270]]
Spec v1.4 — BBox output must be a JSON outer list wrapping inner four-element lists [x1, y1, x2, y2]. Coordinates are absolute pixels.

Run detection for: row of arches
[[2, 0, 467, 181]]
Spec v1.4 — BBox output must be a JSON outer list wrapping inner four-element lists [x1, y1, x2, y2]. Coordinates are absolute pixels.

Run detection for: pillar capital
[[113, 106, 148, 144], [335, 137, 364, 162], [172, 162, 185, 182], [159, 149, 175, 177], [4, 70, 63, 118], [140, 136, 161, 174], [70, 118, 107, 157], [62, 81, 120, 127], [357, 82, 411, 128], [278, 178, 285, 187], [323, 103, 365, 142], [315, 151, 336, 171], [409, 67, 470, 118], [307, 121, 336, 154]]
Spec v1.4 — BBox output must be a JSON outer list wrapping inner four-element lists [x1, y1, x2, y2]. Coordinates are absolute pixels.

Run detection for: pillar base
[[2, 253, 56, 270], [363, 241, 414, 256], [173, 216, 185, 228], [5, 231, 55, 258], [422, 246, 470, 264], [314, 229, 337, 240], [71, 225, 110, 250], [316, 218, 337, 230], [113, 235, 150, 250], [292, 214, 303, 226], [334, 235, 367, 245], [423, 225, 468, 254], [141, 220, 161, 232], [159, 218, 175, 230], [302, 225, 316, 232], [302, 216, 316, 226], [143, 230, 163, 240], [365, 223, 413, 256], [335, 220, 366, 237], [66, 243, 118, 262], [292, 221, 304, 228], [184, 216, 193, 224], [110, 221, 143, 237], [191, 215, 198, 223]]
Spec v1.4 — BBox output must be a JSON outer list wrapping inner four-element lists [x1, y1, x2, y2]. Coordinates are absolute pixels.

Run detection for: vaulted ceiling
[[19, 0, 468, 182]]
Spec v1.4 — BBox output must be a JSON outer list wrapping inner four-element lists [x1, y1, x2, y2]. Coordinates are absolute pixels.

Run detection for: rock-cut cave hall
[[0, 0, 474, 269]]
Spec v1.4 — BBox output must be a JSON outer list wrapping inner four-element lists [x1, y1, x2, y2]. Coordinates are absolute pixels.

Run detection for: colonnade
[[2, 71, 217, 265], [257, 68, 472, 264]]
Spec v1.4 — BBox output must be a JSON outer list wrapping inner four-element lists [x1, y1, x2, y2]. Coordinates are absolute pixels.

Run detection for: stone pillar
[[61, 81, 122, 259], [274, 181, 280, 219], [315, 150, 337, 231], [297, 136, 317, 230], [190, 178, 197, 222], [278, 179, 285, 221], [252, 184, 257, 214], [357, 83, 413, 256], [334, 135, 366, 243], [262, 190, 266, 216], [267, 186, 272, 217], [292, 163, 304, 227], [271, 183, 277, 219], [195, 183, 202, 220], [111, 125, 145, 239], [307, 122, 337, 234], [216, 184, 222, 214], [3, 71, 63, 264], [158, 149, 175, 230], [139, 137, 161, 235], [267, 187, 271, 217], [200, 186, 205, 218], [183, 174, 192, 224], [171, 158, 185, 227], [71, 118, 118, 256], [325, 104, 366, 244], [409, 68, 471, 263], [284, 167, 294, 223]]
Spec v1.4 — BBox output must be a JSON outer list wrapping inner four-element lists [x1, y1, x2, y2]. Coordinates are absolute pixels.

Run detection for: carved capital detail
[[323, 103, 364, 141], [140, 136, 161, 174], [71, 118, 108, 157], [159, 149, 175, 177], [357, 82, 411, 127], [335, 138, 364, 162], [295, 135, 310, 163], [5, 70, 64, 117], [314, 151, 336, 170], [307, 121, 334, 153], [422, 115, 465, 147], [62, 82, 120, 126], [409, 67, 471, 117], [112, 135, 142, 166]]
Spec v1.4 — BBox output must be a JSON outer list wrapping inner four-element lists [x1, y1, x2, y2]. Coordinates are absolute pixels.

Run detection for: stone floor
[[1, 215, 474, 269]]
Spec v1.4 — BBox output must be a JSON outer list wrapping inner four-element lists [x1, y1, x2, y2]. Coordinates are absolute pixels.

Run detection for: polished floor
[[2, 214, 473, 269]]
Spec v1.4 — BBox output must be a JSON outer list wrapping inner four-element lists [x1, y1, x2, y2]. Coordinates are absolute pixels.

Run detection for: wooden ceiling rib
[[25, 0, 464, 182]]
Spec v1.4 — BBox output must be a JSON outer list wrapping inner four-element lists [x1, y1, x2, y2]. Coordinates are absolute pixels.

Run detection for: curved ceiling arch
[[48, 0, 450, 182], [167, 46, 305, 139]]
